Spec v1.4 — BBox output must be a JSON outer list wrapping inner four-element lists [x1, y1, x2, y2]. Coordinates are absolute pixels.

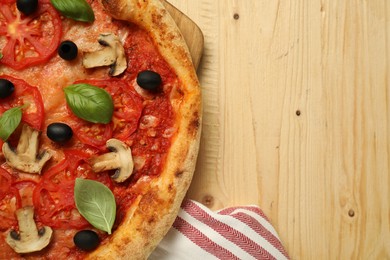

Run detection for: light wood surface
[[167, 0, 390, 259]]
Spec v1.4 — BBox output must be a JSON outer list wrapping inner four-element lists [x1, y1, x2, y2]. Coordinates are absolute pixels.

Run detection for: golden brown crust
[[87, 0, 201, 259]]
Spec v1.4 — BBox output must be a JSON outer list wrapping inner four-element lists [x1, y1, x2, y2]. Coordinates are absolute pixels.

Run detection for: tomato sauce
[[0, 0, 179, 258]]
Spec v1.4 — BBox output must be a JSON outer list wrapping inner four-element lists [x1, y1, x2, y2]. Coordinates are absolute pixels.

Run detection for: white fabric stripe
[[149, 226, 216, 260], [217, 209, 288, 260], [213, 212, 287, 259], [205, 203, 282, 244], [179, 208, 256, 260], [230, 208, 281, 240]]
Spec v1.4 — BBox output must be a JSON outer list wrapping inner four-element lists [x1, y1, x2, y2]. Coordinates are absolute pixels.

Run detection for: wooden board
[[167, 0, 390, 259], [162, 0, 204, 69]]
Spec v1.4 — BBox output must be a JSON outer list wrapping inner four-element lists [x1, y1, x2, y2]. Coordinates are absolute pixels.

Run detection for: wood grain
[[167, 0, 390, 259]]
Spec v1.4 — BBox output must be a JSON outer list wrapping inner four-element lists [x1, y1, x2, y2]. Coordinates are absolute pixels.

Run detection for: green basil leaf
[[74, 178, 116, 234], [0, 53, 3, 59], [50, 0, 95, 22], [64, 84, 114, 124], [0, 107, 23, 141]]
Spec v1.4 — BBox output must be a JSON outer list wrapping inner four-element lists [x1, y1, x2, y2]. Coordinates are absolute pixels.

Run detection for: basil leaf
[[0, 107, 22, 141], [64, 84, 114, 124], [0, 53, 3, 59], [50, 0, 95, 22], [74, 178, 116, 234]]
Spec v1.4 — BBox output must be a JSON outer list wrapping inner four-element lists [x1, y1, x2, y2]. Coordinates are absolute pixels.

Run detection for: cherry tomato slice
[[33, 149, 113, 229], [0, 167, 12, 200], [0, 1, 62, 69], [0, 75, 44, 130], [77, 79, 144, 141], [0, 187, 21, 231], [33, 181, 86, 229], [129, 96, 174, 179], [66, 111, 114, 149], [0, 168, 42, 231]]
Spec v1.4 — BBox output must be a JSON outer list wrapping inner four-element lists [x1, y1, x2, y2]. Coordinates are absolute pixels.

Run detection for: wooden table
[[168, 0, 390, 259]]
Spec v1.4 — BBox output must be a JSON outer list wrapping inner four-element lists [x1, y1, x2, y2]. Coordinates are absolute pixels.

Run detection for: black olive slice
[[73, 230, 100, 252], [58, 41, 78, 61], [47, 123, 73, 143], [0, 78, 15, 99], [16, 0, 38, 15], [137, 70, 162, 91]]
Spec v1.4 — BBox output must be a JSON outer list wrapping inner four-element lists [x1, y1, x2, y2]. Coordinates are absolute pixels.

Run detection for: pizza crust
[[87, 0, 202, 259]]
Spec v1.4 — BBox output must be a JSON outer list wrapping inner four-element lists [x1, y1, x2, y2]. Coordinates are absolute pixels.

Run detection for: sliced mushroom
[[82, 33, 127, 76], [90, 139, 134, 183], [2, 124, 52, 174], [6, 206, 53, 254]]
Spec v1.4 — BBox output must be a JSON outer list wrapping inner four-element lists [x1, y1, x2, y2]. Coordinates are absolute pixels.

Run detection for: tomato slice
[[0, 1, 62, 69], [65, 78, 143, 148], [130, 97, 175, 179], [66, 111, 114, 149], [0, 187, 20, 231], [0, 167, 20, 231], [12, 179, 38, 206], [0, 167, 12, 200], [0, 75, 44, 130], [33, 150, 113, 229], [77, 79, 144, 141], [0, 168, 41, 231]]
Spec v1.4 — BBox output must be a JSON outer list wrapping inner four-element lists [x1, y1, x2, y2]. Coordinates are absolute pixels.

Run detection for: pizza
[[0, 0, 201, 258]]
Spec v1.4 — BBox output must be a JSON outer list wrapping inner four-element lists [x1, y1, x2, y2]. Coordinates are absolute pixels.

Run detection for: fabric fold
[[150, 200, 289, 260]]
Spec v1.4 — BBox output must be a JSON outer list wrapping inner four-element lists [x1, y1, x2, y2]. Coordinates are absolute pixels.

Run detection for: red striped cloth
[[151, 200, 289, 260]]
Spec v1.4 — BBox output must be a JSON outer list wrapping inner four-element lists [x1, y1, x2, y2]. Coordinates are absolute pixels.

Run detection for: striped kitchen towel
[[150, 200, 289, 260]]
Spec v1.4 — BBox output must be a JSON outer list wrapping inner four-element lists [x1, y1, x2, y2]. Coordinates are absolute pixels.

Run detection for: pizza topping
[[162, 127, 177, 138], [58, 40, 78, 61], [0, 2, 62, 70], [0, 106, 22, 141], [50, 0, 95, 22], [139, 115, 159, 129], [73, 230, 100, 251], [90, 139, 134, 183], [5, 206, 53, 254], [137, 70, 162, 91], [133, 156, 146, 170], [2, 124, 52, 174], [82, 33, 127, 76], [79, 78, 143, 141], [32, 150, 106, 229], [64, 83, 114, 124], [74, 178, 116, 234], [16, 0, 38, 15], [0, 76, 45, 131], [0, 167, 12, 199], [0, 79, 14, 99], [47, 122, 73, 143]]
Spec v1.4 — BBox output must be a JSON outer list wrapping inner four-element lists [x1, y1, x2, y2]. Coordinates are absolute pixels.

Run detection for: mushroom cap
[[90, 138, 134, 183], [5, 206, 53, 254], [82, 33, 127, 76], [2, 124, 52, 174]]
